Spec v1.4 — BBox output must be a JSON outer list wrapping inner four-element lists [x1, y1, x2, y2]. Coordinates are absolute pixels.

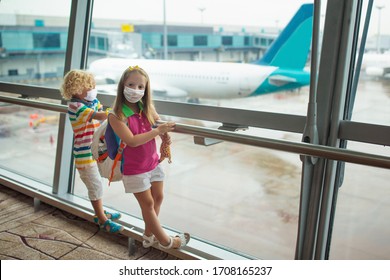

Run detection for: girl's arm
[[151, 104, 160, 121], [108, 114, 175, 147], [151, 105, 171, 143]]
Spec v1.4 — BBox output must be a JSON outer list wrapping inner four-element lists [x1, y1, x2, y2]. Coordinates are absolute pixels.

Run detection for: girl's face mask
[[84, 88, 97, 101], [123, 86, 144, 103]]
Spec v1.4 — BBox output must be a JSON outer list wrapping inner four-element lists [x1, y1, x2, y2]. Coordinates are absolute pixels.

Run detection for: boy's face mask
[[84, 88, 97, 101], [123, 86, 144, 103]]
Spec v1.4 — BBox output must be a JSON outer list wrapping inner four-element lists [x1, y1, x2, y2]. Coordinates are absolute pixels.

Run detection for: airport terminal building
[[0, 13, 276, 84]]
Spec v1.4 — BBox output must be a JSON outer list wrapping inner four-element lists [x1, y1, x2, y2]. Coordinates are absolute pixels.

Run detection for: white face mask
[[84, 88, 97, 101], [123, 86, 144, 103]]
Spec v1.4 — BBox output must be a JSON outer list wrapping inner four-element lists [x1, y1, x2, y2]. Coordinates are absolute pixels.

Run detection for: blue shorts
[[122, 164, 165, 193]]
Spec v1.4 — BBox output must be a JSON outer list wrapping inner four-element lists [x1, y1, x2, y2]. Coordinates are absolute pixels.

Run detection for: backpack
[[92, 117, 126, 185]]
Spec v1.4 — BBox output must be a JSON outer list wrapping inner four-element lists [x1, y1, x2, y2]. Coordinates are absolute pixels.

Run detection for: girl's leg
[[134, 189, 171, 246], [144, 181, 164, 236], [134, 188, 187, 248]]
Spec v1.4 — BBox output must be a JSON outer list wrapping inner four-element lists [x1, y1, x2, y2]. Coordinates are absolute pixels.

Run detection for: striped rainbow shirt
[[68, 98, 103, 169]]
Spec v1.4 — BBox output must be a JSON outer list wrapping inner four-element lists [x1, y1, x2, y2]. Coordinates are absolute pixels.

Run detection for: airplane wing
[[95, 82, 189, 99], [152, 83, 188, 98], [96, 84, 117, 95], [365, 66, 390, 77]]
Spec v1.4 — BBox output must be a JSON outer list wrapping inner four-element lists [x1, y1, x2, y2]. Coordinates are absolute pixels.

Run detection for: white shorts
[[77, 163, 104, 201], [122, 164, 165, 194]]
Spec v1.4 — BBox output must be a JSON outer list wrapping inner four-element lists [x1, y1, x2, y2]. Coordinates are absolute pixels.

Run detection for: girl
[[60, 69, 123, 233], [108, 66, 190, 250]]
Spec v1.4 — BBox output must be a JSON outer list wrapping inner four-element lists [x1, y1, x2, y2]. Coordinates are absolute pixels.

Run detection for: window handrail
[[1, 94, 389, 169]]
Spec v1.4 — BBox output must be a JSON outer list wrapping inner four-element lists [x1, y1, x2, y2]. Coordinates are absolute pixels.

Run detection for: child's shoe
[[105, 210, 121, 221], [93, 210, 121, 224], [142, 234, 158, 248], [101, 219, 124, 233]]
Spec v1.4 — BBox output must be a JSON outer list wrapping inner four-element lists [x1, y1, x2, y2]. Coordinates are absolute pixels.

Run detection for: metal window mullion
[[53, 0, 94, 195], [315, 0, 359, 260], [296, 0, 353, 260]]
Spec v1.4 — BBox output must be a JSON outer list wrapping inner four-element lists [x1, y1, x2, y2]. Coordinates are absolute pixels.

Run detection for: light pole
[[163, 0, 168, 60], [198, 7, 206, 24], [376, 4, 385, 53]]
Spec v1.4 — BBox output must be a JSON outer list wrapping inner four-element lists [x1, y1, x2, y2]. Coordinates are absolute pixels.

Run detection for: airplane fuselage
[[90, 58, 277, 99], [89, 4, 313, 100]]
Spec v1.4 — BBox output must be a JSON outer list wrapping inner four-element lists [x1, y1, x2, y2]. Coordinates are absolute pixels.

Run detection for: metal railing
[[1, 94, 389, 169]]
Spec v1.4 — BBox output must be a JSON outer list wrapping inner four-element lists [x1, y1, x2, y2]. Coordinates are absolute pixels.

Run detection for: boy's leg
[[78, 165, 122, 232], [91, 199, 107, 224]]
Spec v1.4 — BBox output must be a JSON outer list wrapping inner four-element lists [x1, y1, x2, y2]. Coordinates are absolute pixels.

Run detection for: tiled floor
[[0, 186, 178, 260]]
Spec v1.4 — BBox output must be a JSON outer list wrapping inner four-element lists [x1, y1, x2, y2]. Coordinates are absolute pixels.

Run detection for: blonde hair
[[60, 69, 95, 100], [113, 66, 155, 125]]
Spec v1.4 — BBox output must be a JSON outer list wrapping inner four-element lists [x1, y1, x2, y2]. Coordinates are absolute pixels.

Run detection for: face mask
[[84, 88, 97, 101], [123, 86, 144, 103]]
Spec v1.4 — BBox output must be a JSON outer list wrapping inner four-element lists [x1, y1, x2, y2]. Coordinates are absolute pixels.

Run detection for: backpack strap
[[108, 140, 126, 185], [107, 112, 128, 185]]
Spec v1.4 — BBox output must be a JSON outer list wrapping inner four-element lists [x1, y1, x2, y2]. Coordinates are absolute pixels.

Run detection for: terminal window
[[8, 69, 18, 76], [97, 37, 107, 51], [194, 35, 208, 46], [33, 33, 60, 48], [244, 36, 250, 46], [161, 35, 178, 47], [222, 36, 233, 46]]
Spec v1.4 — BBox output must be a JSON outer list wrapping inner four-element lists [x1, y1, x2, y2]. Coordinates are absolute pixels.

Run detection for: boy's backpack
[[92, 117, 125, 185]]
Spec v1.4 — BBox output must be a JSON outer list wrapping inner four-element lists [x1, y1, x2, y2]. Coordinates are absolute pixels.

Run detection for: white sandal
[[142, 234, 158, 248], [158, 233, 190, 250]]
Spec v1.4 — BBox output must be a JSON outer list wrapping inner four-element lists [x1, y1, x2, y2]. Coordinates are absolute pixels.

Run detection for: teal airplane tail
[[252, 3, 313, 95], [254, 3, 313, 70]]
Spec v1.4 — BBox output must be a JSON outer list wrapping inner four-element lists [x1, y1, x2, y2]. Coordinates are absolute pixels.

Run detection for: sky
[[1, 0, 390, 36]]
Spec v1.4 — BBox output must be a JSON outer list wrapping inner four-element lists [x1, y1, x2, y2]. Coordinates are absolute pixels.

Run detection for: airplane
[[361, 51, 390, 78], [89, 3, 313, 100]]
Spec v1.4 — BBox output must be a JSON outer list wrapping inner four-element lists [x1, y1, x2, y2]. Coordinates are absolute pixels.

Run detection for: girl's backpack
[[91, 118, 125, 185]]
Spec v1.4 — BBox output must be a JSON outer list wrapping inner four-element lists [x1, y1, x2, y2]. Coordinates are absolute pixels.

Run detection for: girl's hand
[[156, 122, 175, 135]]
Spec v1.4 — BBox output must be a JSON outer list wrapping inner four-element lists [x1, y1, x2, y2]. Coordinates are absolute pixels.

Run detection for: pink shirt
[[122, 107, 159, 175]]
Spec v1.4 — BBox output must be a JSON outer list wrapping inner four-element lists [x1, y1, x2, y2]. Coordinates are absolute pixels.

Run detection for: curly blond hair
[[60, 69, 95, 100]]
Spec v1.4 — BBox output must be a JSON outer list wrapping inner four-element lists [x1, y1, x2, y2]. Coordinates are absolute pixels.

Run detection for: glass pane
[[88, 0, 322, 114], [0, 101, 59, 185], [0, 0, 70, 88], [74, 132, 302, 259], [357, 1, 390, 126], [330, 146, 390, 259], [352, 79, 390, 126], [330, 1, 390, 259]]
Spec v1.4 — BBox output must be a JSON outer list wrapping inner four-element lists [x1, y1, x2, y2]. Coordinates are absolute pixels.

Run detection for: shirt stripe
[[68, 99, 102, 169]]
